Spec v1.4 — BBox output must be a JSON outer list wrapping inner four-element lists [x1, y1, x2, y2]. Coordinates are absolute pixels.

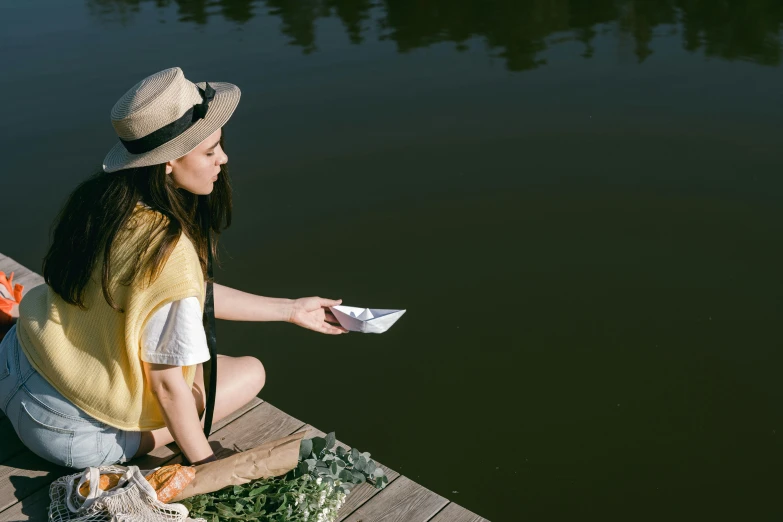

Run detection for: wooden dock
[[0, 253, 488, 522]]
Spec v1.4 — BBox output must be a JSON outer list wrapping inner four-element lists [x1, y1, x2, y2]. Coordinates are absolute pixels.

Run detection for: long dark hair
[[43, 135, 232, 313]]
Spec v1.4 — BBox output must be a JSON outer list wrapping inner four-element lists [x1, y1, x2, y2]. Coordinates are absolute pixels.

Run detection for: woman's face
[[166, 128, 227, 195]]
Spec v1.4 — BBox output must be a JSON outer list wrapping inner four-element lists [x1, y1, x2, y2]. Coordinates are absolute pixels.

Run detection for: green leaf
[[299, 438, 313, 460], [366, 461, 376, 475], [372, 468, 384, 478], [325, 432, 336, 450], [336, 446, 347, 458], [362, 451, 372, 460], [350, 448, 360, 462], [312, 437, 327, 457], [351, 470, 366, 484], [330, 461, 338, 475], [339, 469, 354, 482], [375, 476, 385, 488], [248, 485, 269, 497], [354, 455, 367, 472], [216, 504, 236, 518]]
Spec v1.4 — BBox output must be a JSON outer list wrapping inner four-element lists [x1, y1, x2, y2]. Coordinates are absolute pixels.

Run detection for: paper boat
[[330, 306, 406, 334]]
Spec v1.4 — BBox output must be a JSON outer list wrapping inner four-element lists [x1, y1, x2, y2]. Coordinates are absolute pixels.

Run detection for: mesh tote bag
[[48, 465, 205, 522]]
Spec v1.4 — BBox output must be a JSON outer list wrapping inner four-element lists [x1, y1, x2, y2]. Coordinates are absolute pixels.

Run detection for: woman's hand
[[288, 297, 348, 335]]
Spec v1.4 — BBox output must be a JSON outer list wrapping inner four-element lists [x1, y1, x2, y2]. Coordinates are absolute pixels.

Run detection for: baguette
[[77, 464, 196, 503], [144, 464, 196, 503], [78, 473, 123, 496]]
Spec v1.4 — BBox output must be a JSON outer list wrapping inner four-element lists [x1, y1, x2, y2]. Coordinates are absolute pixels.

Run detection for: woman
[[0, 67, 346, 468]]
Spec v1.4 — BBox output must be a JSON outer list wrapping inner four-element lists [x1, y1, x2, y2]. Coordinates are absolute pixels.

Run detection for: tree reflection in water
[[86, 0, 783, 69]]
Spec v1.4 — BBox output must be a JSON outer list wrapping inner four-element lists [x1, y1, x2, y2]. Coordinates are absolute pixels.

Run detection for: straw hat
[[103, 67, 241, 173]]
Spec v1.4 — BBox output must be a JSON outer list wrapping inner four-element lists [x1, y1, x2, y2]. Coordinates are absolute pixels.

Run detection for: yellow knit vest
[[16, 204, 206, 431]]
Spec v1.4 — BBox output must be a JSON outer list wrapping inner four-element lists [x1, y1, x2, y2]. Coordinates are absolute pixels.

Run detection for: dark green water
[[3, 1, 783, 520]]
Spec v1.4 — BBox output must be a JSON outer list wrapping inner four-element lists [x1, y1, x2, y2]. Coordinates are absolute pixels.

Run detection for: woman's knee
[[240, 356, 266, 394]]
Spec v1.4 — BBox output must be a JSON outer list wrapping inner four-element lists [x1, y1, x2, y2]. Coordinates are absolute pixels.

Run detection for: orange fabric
[[0, 271, 23, 342], [0, 271, 24, 314]]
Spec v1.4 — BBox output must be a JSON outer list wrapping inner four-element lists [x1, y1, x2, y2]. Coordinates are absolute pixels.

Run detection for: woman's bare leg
[[132, 354, 266, 458]]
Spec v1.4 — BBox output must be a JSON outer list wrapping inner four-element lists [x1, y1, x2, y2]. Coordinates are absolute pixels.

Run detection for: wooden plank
[[0, 253, 45, 295], [430, 502, 490, 522], [208, 401, 306, 458], [0, 486, 49, 522], [0, 452, 65, 513], [336, 467, 399, 522], [341, 476, 448, 522], [293, 425, 401, 522], [0, 417, 26, 466]]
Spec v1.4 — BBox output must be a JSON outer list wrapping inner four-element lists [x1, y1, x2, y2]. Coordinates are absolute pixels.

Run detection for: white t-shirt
[[135, 199, 210, 368], [141, 296, 210, 366]]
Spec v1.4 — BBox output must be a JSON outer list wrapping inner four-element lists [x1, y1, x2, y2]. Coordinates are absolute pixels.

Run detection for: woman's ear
[[165, 162, 173, 175]]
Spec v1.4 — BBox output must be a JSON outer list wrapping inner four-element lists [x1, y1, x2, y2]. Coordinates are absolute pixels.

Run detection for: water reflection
[[88, 0, 783, 69]]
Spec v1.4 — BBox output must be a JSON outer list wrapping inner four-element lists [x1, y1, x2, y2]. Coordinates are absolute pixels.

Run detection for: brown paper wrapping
[[171, 430, 307, 502]]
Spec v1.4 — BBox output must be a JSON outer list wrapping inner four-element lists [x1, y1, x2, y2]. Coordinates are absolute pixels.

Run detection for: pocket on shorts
[[18, 400, 75, 468]]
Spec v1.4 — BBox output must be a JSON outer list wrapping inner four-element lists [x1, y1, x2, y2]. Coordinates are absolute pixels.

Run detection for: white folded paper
[[330, 305, 406, 334]]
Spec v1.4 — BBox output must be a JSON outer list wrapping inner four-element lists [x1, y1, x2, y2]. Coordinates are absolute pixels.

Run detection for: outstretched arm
[[212, 283, 347, 334], [213, 283, 293, 322]]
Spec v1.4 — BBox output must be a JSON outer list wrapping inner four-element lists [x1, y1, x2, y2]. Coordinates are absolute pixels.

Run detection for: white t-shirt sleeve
[[141, 296, 210, 366]]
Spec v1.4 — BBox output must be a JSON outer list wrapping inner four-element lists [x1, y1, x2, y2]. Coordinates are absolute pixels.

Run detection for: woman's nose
[[218, 152, 228, 166]]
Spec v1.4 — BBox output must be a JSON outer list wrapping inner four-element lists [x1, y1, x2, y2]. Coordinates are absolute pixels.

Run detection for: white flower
[[316, 477, 322, 485], [322, 507, 329, 515]]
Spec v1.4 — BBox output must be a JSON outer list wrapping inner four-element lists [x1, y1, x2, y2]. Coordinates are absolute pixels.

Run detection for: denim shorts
[[0, 325, 141, 469]]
